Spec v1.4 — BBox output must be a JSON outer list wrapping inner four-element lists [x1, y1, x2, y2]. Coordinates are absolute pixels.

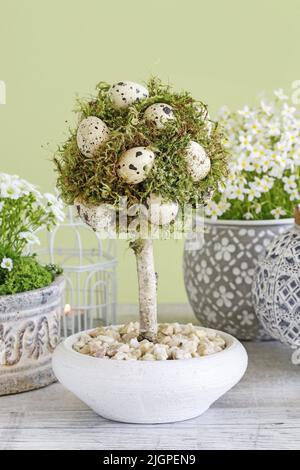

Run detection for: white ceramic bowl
[[52, 327, 248, 424]]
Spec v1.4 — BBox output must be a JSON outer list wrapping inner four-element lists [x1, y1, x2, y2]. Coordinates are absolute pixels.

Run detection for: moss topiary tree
[[54, 78, 227, 342]]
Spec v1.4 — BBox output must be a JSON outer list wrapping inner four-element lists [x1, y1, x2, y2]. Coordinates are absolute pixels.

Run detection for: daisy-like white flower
[[259, 176, 274, 192], [238, 106, 252, 118], [282, 103, 296, 118], [237, 154, 254, 172], [228, 184, 245, 201], [267, 121, 281, 137], [1, 257, 13, 272], [243, 212, 254, 220], [289, 189, 300, 201], [44, 193, 65, 222], [260, 100, 273, 116], [282, 175, 297, 193], [212, 91, 300, 221], [238, 133, 253, 151], [270, 207, 286, 219], [1, 181, 21, 200], [19, 231, 40, 245], [205, 201, 224, 220], [274, 89, 288, 101], [245, 184, 261, 202], [251, 202, 262, 214]]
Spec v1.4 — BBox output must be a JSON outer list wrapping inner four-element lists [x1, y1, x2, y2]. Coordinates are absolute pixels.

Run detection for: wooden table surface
[[0, 341, 300, 450]]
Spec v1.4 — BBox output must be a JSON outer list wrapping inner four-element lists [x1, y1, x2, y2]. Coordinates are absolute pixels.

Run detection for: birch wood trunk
[[134, 238, 158, 342]]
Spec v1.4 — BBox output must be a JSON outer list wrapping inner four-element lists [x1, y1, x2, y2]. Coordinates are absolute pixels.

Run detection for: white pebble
[[73, 323, 226, 361]]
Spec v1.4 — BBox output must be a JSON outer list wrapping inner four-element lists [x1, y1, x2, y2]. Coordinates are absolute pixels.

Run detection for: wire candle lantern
[[37, 207, 117, 337]]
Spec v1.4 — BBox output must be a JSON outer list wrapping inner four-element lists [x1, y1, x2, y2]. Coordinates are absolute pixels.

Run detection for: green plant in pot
[[52, 78, 247, 423], [184, 89, 298, 340], [0, 173, 64, 395]]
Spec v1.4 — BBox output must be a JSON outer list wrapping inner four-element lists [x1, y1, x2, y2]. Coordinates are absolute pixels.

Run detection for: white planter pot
[[184, 218, 293, 340], [52, 327, 248, 424], [0, 276, 64, 395]]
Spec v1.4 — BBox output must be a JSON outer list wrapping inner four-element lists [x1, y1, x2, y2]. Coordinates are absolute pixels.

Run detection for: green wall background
[[1, 0, 300, 304]]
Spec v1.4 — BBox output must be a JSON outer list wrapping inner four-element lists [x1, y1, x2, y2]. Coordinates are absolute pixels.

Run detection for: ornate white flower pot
[[184, 218, 293, 340], [0, 276, 64, 395], [52, 326, 247, 424]]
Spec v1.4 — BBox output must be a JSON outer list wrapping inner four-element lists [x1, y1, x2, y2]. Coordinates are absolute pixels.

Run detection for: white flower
[[282, 103, 296, 118], [19, 231, 40, 245], [259, 176, 274, 192], [243, 212, 253, 220], [246, 182, 262, 202], [270, 207, 286, 219], [251, 202, 262, 214], [237, 154, 254, 172], [274, 89, 288, 101], [1, 181, 21, 200], [44, 193, 65, 222], [289, 189, 300, 201], [1, 257, 13, 272], [238, 106, 253, 118], [267, 121, 281, 137], [44, 193, 58, 204], [229, 184, 245, 201], [205, 201, 224, 220], [238, 133, 253, 150], [260, 100, 273, 116], [282, 175, 297, 193]]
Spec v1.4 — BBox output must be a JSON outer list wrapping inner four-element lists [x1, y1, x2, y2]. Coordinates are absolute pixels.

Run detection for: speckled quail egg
[[75, 201, 116, 233], [109, 81, 149, 109], [117, 147, 155, 184], [76, 116, 109, 157], [185, 141, 211, 181], [144, 103, 175, 129], [147, 193, 179, 226]]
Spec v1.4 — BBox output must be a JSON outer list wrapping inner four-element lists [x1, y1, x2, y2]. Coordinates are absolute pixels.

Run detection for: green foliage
[[54, 78, 228, 214], [45, 263, 64, 278], [0, 254, 62, 296]]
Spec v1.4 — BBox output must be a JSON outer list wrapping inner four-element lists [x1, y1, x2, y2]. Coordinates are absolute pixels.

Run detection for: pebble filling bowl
[[73, 322, 226, 361], [53, 324, 248, 424]]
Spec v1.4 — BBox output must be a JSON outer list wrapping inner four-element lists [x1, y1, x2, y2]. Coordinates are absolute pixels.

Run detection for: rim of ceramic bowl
[[200, 217, 294, 227], [58, 326, 245, 366]]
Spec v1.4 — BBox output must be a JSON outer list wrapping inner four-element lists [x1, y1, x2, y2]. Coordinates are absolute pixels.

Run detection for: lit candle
[[64, 304, 71, 315]]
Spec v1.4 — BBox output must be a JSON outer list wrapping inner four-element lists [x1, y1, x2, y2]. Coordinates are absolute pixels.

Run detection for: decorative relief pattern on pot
[[184, 222, 292, 340], [0, 313, 59, 366], [0, 276, 64, 396], [253, 225, 300, 363]]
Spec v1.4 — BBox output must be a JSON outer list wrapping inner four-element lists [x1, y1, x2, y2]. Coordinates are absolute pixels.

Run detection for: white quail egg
[[185, 141, 211, 181], [144, 103, 175, 129], [147, 193, 178, 226], [76, 116, 109, 157], [109, 81, 149, 109], [117, 147, 155, 184]]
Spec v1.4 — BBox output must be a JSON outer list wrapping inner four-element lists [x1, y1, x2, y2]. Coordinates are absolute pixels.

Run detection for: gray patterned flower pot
[[0, 276, 64, 396], [252, 220, 300, 363], [183, 219, 293, 340]]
